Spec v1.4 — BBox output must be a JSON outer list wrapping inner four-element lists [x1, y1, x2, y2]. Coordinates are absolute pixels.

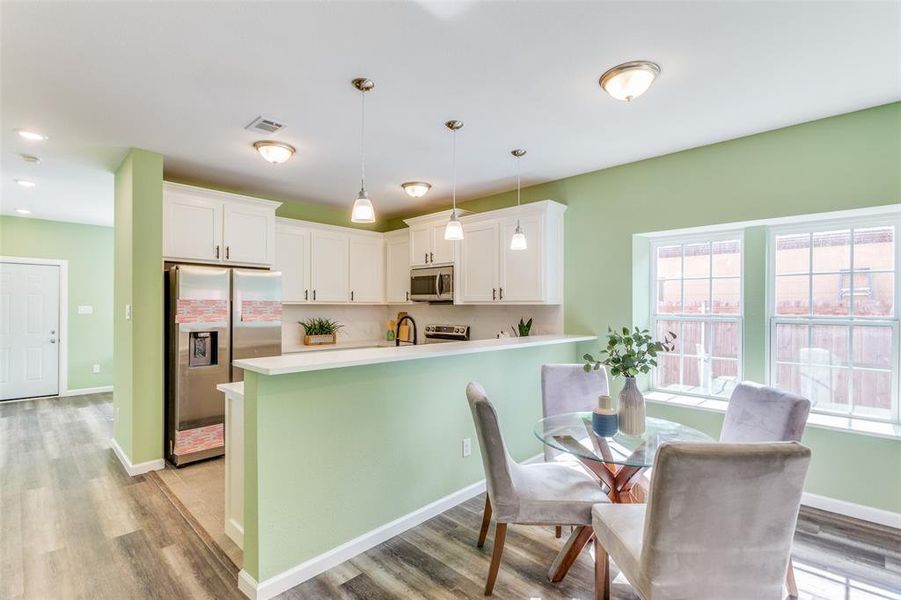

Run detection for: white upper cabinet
[[409, 225, 431, 267], [163, 183, 279, 266], [348, 233, 385, 303], [457, 201, 565, 305], [274, 223, 310, 303], [430, 222, 456, 264], [310, 229, 349, 303], [385, 229, 411, 303], [404, 210, 469, 266], [459, 220, 500, 303]]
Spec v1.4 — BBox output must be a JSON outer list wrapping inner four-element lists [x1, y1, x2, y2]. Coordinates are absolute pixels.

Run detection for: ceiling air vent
[[245, 116, 286, 135]]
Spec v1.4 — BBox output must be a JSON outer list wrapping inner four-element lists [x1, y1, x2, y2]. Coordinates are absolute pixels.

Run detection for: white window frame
[[767, 215, 901, 424], [649, 231, 744, 400]]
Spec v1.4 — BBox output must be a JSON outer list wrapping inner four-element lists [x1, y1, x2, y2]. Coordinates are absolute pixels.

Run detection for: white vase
[[618, 377, 646, 436]]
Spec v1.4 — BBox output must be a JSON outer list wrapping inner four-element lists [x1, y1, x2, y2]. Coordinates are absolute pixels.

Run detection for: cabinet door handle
[[406, 291, 409, 301], [492, 288, 496, 301], [430, 251, 434, 263], [425, 252, 429, 264], [305, 290, 309, 301], [216, 245, 220, 259], [226, 246, 230, 260], [313, 290, 316, 301], [499, 287, 504, 300], [351, 290, 354, 301]]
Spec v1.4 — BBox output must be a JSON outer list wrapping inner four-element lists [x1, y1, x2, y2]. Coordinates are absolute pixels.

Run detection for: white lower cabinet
[[274, 224, 310, 302], [459, 220, 500, 303], [310, 230, 350, 303], [385, 230, 411, 303], [348, 234, 385, 303]]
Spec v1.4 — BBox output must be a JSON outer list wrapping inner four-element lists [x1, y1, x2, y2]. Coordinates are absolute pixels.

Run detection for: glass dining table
[[533, 412, 715, 583]]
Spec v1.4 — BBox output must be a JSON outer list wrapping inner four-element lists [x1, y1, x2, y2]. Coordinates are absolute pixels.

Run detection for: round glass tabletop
[[534, 412, 715, 468]]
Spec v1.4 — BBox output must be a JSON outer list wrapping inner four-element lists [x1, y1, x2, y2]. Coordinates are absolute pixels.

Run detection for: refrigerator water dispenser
[[188, 331, 218, 367]]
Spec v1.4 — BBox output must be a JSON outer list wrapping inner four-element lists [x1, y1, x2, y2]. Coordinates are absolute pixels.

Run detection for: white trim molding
[[1, 256, 69, 397], [802, 492, 901, 530], [237, 453, 543, 600], [60, 385, 113, 397], [110, 437, 165, 477]]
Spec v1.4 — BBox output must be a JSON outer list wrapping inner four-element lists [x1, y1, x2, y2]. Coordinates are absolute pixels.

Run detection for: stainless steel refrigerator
[[165, 264, 281, 466]]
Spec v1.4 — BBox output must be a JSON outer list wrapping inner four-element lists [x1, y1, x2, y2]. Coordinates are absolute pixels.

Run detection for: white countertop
[[233, 334, 596, 376], [282, 339, 396, 354]]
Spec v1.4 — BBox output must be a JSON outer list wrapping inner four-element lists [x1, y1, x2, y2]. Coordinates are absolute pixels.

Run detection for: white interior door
[[0, 262, 60, 400]]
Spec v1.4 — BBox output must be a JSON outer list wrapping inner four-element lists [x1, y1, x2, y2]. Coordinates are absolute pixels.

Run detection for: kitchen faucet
[[395, 315, 418, 346]]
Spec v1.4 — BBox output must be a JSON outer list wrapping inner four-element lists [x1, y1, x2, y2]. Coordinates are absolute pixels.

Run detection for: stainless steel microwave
[[410, 265, 454, 302]]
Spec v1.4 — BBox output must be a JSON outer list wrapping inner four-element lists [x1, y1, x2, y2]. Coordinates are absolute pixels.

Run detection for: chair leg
[[786, 557, 798, 598], [477, 495, 492, 548], [594, 538, 610, 600], [555, 525, 562, 538], [484, 522, 507, 596]]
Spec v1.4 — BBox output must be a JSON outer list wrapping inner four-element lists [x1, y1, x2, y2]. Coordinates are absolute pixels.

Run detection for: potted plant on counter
[[583, 326, 676, 435], [299, 318, 344, 346]]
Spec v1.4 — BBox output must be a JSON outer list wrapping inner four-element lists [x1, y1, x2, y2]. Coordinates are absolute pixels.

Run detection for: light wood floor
[[2, 393, 899, 600]]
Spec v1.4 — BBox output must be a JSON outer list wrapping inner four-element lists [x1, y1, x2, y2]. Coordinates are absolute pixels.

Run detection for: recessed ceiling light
[[20, 154, 41, 164], [15, 208, 32, 215], [16, 129, 48, 141], [401, 181, 432, 198], [15, 179, 37, 188], [253, 141, 295, 164], [599, 61, 660, 102]]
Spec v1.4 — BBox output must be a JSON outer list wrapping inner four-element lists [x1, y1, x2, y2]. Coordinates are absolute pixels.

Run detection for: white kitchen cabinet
[[499, 214, 543, 302], [404, 210, 469, 266], [458, 220, 500, 303], [163, 188, 223, 262], [456, 200, 565, 305], [430, 222, 456, 264], [409, 225, 431, 266], [163, 182, 279, 266], [274, 223, 310, 303], [310, 229, 349, 302], [385, 229, 411, 303], [348, 234, 385, 303]]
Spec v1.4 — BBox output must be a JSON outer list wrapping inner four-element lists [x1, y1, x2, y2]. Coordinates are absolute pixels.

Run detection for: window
[[651, 235, 742, 398], [770, 220, 899, 422]]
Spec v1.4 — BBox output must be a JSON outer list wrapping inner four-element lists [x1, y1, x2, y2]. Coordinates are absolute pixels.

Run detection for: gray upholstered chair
[[721, 381, 811, 443], [592, 441, 811, 600], [540, 363, 610, 538], [466, 382, 610, 595]]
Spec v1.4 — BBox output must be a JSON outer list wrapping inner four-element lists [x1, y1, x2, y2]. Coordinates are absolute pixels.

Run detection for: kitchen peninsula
[[220, 334, 594, 599]]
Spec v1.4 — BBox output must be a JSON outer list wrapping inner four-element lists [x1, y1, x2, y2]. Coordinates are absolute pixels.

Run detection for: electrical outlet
[[92, 364, 101, 374], [462, 438, 472, 458]]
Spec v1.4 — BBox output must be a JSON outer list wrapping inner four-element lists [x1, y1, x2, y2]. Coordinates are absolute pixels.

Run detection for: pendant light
[[444, 120, 464, 241], [510, 148, 527, 250], [351, 78, 376, 223]]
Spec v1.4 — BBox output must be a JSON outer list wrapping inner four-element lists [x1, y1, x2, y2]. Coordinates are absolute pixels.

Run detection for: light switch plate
[[78, 305, 94, 314], [462, 438, 472, 458], [125, 304, 131, 320]]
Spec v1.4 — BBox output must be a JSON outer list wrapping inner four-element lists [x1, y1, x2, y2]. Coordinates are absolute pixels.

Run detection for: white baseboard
[[61, 385, 113, 397], [238, 452, 543, 600], [802, 492, 901, 530], [110, 437, 165, 477], [226, 517, 245, 549]]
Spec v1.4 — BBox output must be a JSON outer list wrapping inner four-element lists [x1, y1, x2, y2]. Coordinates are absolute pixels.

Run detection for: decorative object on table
[[299, 317, 344, 346], [592, 394, 618, 437], [584, 326, 676, 436], [512, 317, 532, 337], [496, 330, 508, 339]]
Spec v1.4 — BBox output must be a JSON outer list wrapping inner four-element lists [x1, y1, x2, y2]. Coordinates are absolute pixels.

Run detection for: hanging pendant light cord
[[360, 90, 366, 191], [516, 154, 521, 208], [452, 129, 457, 212]]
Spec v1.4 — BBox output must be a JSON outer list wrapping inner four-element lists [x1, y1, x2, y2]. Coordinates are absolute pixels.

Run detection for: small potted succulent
[[584, 326, 676, 435], [513, 317, 533, 337], [299, 318, 344, 346]]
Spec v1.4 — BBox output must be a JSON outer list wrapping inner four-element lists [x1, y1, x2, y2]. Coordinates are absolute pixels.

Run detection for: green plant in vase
[[583, 326, 676, 435], [513, 317, 533, 337], [299, 318, 344, 345]]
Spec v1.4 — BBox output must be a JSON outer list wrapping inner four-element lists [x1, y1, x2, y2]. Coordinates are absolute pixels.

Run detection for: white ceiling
[[2, 1, 899, 227]]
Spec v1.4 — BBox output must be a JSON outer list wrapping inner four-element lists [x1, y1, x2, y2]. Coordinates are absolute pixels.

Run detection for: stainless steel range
[[423, 323, 471, 343]]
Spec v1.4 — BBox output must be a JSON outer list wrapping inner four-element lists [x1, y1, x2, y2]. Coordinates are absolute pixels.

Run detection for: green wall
[[398, 102, 901, 513], [243, 342, 580, 581], [0, 216, 114, 390], [113, 149, 165, 465]]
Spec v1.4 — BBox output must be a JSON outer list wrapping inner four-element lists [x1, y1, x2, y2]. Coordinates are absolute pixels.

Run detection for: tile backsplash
[[281, 303, 563, 349]]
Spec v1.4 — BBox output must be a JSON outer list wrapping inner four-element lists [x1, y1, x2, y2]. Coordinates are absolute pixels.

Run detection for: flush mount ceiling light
[[444, 120, 464, 241], [16, 129, 48, 141], [510, 149, 527, 251], [20, 154, 41, 164], [15, 179, 36, 188], [253, 140, 295, 164], [351, 78, 376, 223], [401, 181, 431, 198], [599, 60, 661, 102], [15, 208, 31, 215]]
